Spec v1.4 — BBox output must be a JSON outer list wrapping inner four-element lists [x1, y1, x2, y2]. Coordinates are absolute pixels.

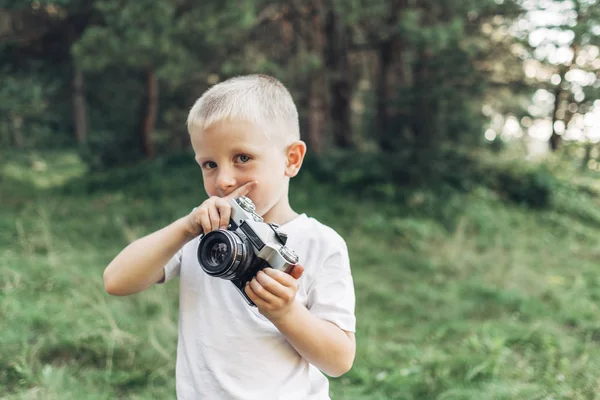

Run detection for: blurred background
[[1, 0, 600, 399]]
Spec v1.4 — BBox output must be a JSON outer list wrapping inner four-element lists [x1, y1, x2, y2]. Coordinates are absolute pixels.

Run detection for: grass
[[2, 149, 600, 399]]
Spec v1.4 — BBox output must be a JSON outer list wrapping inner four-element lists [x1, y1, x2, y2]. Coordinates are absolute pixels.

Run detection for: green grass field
[[2, 150, 600, 399]]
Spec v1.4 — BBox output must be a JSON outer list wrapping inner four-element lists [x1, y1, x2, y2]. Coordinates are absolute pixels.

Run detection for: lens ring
[[198, 230, 251, 279], [198, 231, 235, 276]]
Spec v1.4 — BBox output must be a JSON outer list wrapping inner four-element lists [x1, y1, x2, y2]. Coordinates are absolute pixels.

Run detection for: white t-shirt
[[161, 213, 356, 400]]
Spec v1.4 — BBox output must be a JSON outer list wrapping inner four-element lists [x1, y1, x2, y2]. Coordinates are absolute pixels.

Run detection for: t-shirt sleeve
[[160, 248, 183, 283], [306, 241, 356, 333]]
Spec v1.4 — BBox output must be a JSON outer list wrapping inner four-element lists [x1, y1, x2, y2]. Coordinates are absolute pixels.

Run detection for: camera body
[[197, 196, 299, 306]]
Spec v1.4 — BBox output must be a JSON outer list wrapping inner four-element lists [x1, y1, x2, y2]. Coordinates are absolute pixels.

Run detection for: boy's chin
[[251, 197, 285, 222], [255, 205, 268, 218], [256, 204, 275, 220]]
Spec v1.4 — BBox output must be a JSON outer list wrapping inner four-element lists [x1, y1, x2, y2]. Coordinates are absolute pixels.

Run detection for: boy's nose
[[215, 172, 236, 192]]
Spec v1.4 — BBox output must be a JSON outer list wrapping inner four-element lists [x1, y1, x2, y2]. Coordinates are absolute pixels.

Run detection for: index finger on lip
[[226, 180, 258, 200]]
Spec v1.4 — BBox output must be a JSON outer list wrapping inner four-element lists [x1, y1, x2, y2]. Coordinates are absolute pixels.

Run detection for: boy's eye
[[202, 161, 217, 169], [235, 154, 251, 163]]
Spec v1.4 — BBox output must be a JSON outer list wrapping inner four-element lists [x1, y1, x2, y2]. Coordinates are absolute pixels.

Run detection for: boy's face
[[190, 118, 291, 219]]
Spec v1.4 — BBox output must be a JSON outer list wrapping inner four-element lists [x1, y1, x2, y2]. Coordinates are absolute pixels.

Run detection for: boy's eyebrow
[[230, 145, 262, 154], [195, 145, 263, 162]]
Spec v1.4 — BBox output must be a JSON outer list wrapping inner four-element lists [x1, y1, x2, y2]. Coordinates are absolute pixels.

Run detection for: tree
[[0, 0, 91, 148], [339, 0, 524, 153], [521, 0, 600, 151], [72, 0, 193, 159]]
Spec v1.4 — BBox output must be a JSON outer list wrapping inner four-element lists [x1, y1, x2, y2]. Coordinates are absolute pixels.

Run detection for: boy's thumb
[[289, 264, 304, 280]]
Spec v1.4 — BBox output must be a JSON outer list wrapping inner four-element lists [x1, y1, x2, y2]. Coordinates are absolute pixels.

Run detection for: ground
[[2, 150, 600, 399]]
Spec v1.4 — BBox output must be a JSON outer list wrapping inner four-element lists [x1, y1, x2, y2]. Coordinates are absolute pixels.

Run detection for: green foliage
[[73, 0, 186, 72], [487, 163, 556, 209], [66, 0, 276, 166], [0, 67, 65, 148], [302, 145, 557, 209], [347, 0, 526, 152], [77, 67, 148, 168], [0, 0, 533, 166]]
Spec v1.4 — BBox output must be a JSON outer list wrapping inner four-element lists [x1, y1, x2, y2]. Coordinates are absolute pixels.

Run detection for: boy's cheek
[[202, 179, 215, 196]]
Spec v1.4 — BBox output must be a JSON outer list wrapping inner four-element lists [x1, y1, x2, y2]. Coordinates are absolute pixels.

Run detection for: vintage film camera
[[197, 196, 299, 305]]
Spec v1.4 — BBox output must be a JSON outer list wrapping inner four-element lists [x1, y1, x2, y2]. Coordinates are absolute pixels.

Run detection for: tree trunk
[[549, 80, 563, 151], [581, 142, 593, 172], [411, 47, 432, 147], [308, 71, 326, 155], [306, 0, 327, 155], [0, 9, 12, 39], [550, 2, 581, 151], [325, 9, 352, 149], [375, 0, 407, 151], [376, 38, 400, 150], [140, 68, 158, 159], [12, 115, 24, 148], [72, 64, 88, 145]]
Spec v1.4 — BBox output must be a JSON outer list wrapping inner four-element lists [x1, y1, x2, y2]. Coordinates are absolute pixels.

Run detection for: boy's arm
[[245, 267, 356, 377], [273, 300, 356, 378], [103, 182, 258, 296], [103, 217, 192, 296]]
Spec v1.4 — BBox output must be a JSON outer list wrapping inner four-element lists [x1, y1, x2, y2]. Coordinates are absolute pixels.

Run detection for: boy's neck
[[262, 198, 299, 226]]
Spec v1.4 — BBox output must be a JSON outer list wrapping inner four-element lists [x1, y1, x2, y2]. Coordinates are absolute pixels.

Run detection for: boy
[[103, 75, 356, 399]]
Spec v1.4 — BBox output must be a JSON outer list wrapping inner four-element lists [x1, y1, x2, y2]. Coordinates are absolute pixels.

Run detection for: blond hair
[[187, 75, 300, 145]]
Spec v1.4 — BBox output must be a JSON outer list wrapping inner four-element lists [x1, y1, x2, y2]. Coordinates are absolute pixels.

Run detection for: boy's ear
[[284, 140, 307, 178]]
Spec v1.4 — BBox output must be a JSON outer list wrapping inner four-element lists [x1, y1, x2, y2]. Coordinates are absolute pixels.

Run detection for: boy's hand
[[183, 181, 258, 238], [245, 264, 305, 321]]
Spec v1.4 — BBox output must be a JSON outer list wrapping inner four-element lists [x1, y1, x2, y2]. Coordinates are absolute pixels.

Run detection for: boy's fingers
[[255, 270, 288, 299], [208, 205, 220, 232], [262, 268, 299, 288], [195, 208, 212, 234], [215, 199, 231, 229], [289, 264, 304, 280], [264, 265, 304, 281], [227, 180, 258, 200], [248, 276, 279, 303], [244, 282, 261, 305], [200, 213, 212, 235]]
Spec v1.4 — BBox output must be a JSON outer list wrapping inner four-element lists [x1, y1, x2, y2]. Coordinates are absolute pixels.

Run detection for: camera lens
[[207, 242, 229, 266], [197, 230, 252, 280]]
